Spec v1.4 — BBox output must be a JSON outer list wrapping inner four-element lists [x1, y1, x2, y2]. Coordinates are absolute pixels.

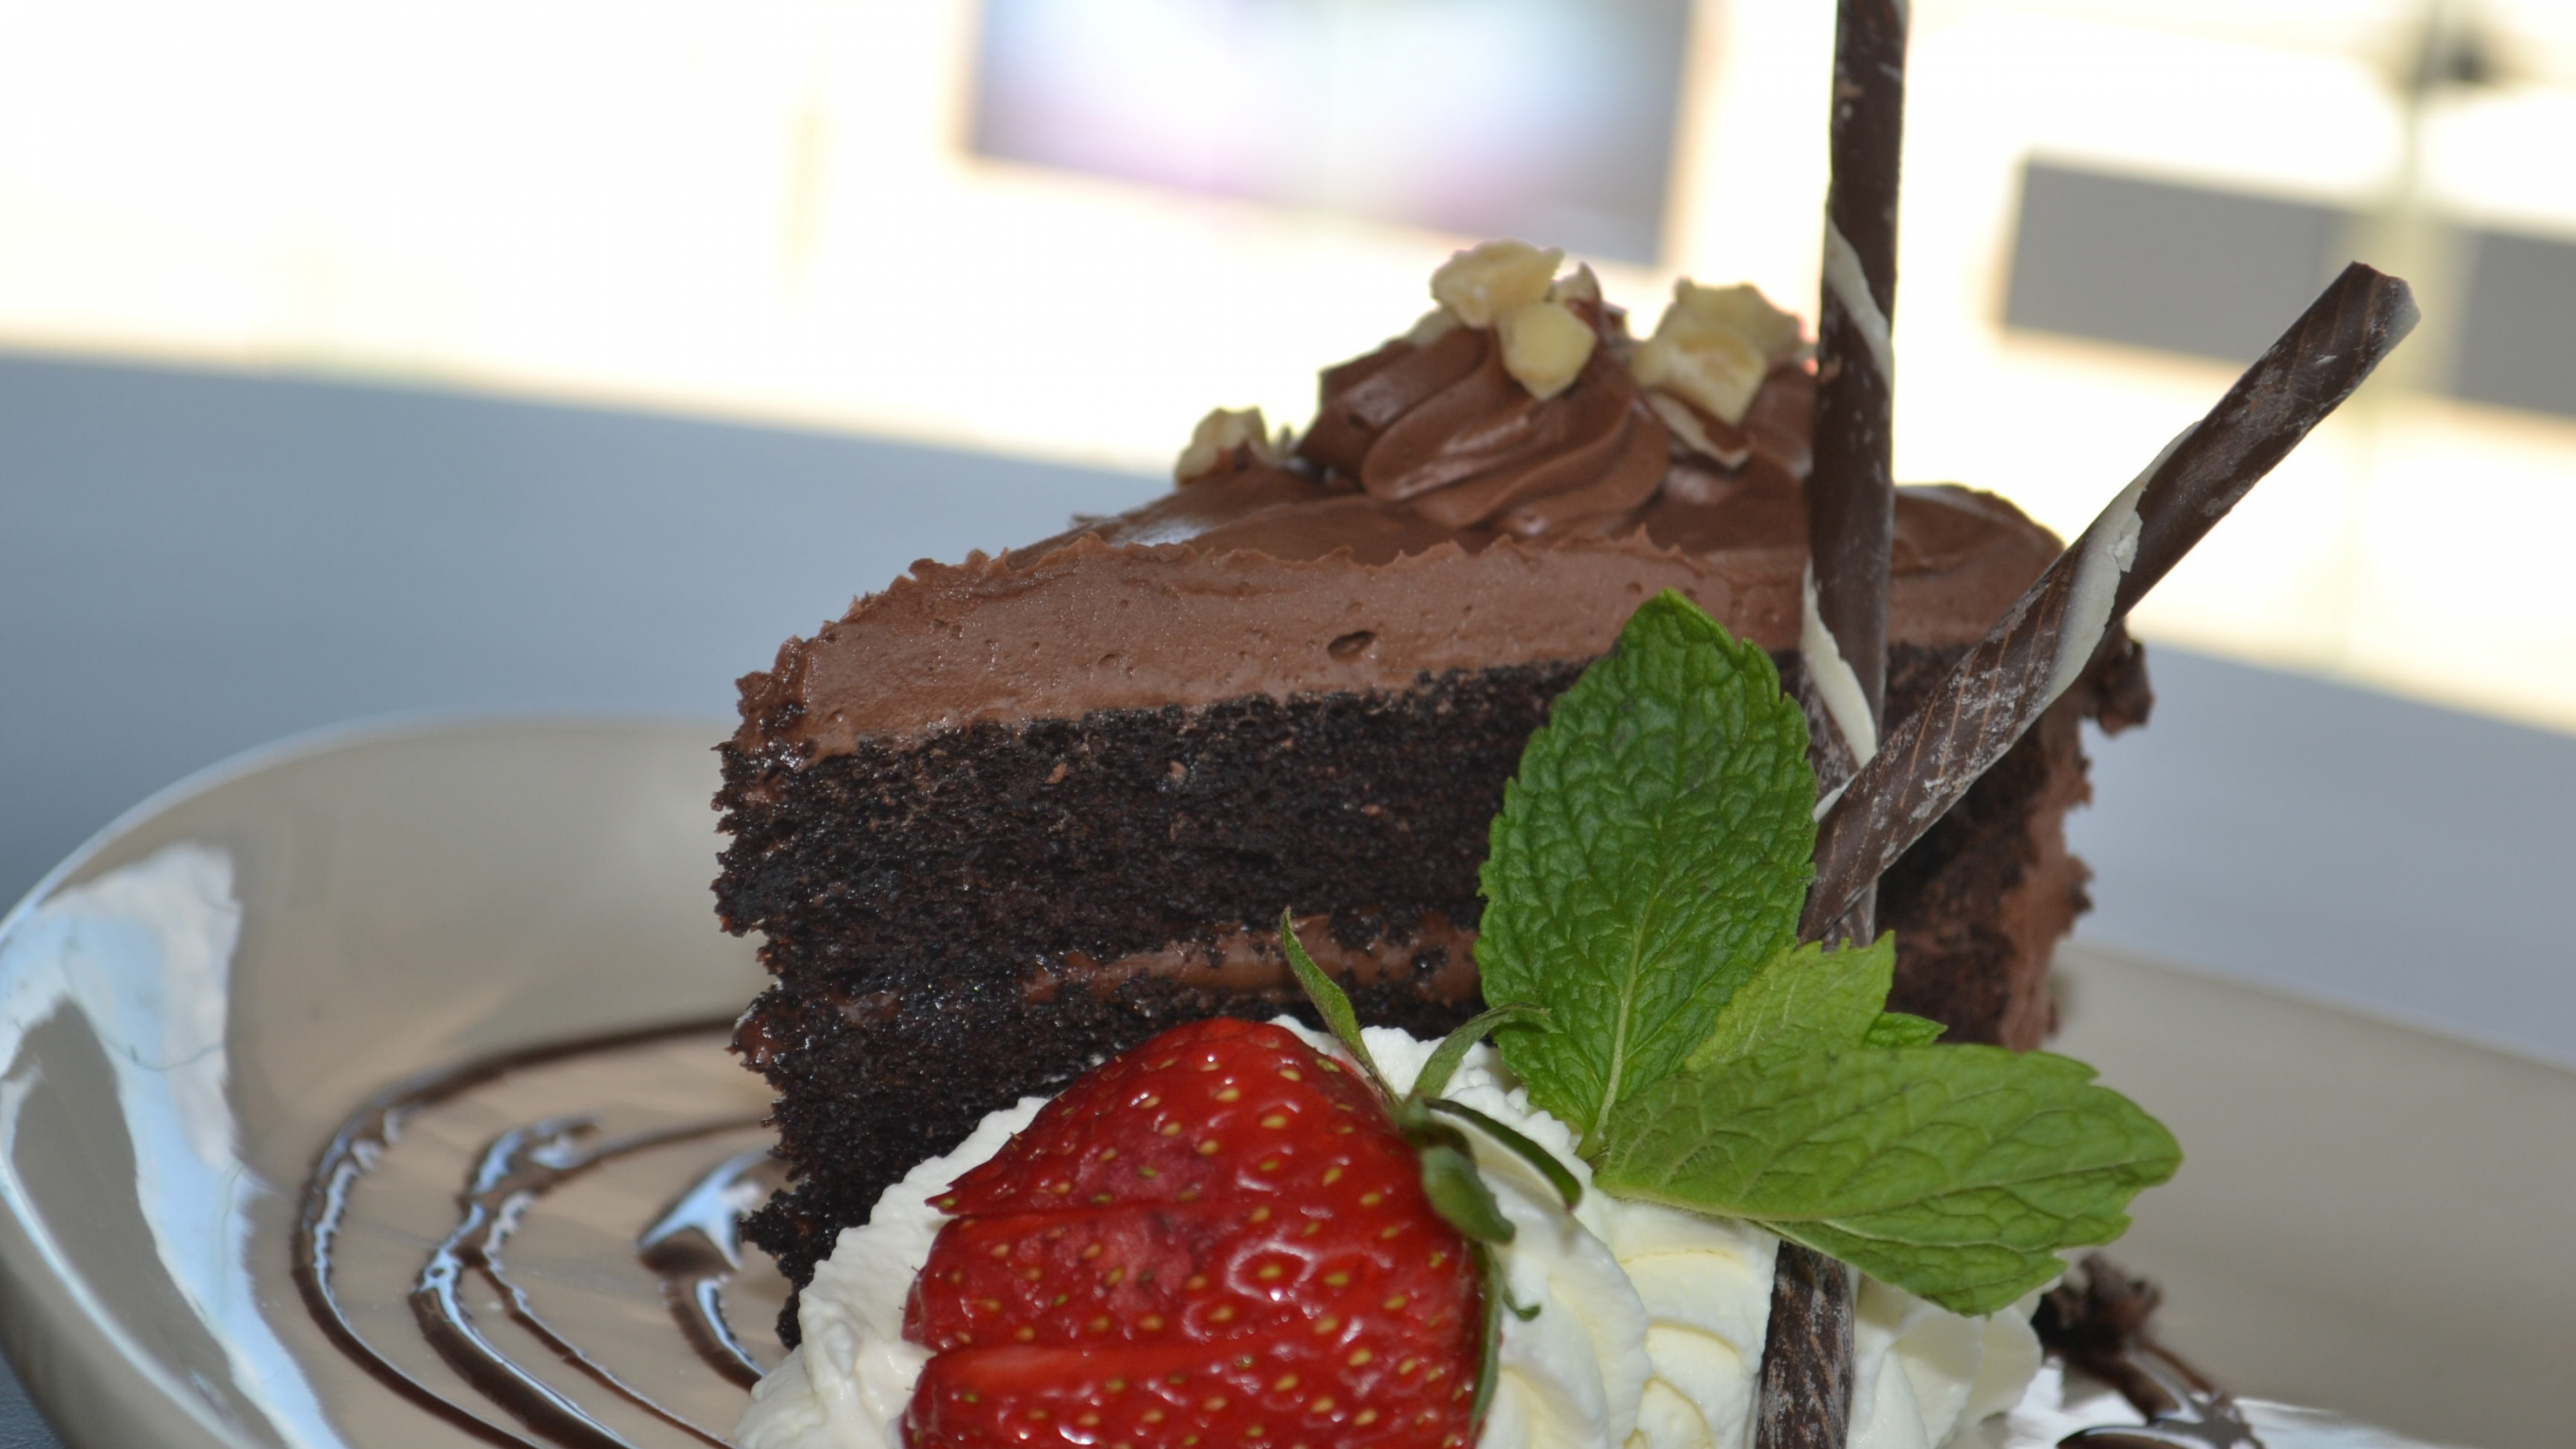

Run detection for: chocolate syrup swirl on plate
[[637, 1146, 779, 1391], [288, 1027, 2387, 1449], [294, 1022, 787, 1449]]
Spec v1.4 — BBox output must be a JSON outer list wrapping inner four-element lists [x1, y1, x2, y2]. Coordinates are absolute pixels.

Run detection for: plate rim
[[4, 710, 731, 930], [0, 714, 731, 1449], [2, 718, 2557, 1449]]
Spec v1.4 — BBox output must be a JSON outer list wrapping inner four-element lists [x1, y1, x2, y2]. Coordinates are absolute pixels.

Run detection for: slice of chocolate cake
[[714, 245, 2150, 1311]]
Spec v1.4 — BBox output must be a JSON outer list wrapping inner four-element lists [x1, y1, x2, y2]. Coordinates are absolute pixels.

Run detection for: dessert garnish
[[1803, 261, 2421, 938], [1772, 5, 1916, 1432], [1775, 0, 2418, 1436], [891, 587, 2181, 1449], [1762, 254, 2413, 1449], [2037, 1256, 2261, 1449], [860, 577, 2177, 1449], [1456, 254, 2415, 1448], [898, 1000, 1566, 1449], [1801, 0, 1907, 818], [1475, 592, 2181, 1318], [1175, 407, 1293, 484], [1294, 241, 1674, 537], [1630, 282, 1806, 435]]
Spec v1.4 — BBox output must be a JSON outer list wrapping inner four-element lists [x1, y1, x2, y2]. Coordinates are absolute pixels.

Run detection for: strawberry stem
[[1279, 910, 1394, 1099], [1417, 1138, 1515, 1244], [1426, 1099, 1583, 1211], [1285, 906, 1553, 1446], [1468, 1241, 1513, 1433], [1407, 1002, 1550, 1107]]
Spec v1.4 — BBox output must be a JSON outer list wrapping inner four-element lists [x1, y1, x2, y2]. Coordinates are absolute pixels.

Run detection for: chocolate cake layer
[[722, 639, 2145, 1317], [724, 662, 1576, 994]]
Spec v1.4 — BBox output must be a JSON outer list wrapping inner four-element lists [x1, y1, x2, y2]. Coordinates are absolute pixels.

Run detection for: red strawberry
[[902, 1017, 1483, 1449]]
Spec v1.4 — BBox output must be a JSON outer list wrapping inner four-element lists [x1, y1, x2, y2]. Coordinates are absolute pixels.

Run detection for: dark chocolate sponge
[[717, 640, 2145, 1340]]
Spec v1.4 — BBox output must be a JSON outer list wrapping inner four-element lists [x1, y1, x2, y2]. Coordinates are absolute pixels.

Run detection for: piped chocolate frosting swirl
[[1295, 302, 1674, 537]]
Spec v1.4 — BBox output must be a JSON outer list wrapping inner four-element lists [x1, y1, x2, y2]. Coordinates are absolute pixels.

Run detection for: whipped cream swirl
[[738, 1024, 2041, 1449]]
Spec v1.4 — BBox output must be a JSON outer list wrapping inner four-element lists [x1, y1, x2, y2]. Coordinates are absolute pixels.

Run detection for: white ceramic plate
[[0, 722, 2561, 1449]]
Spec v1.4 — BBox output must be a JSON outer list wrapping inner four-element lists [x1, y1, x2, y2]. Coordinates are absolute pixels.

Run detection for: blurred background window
[[2455, 227, 2576, 417], [1, 0, 2572, 729], [2007, 161, 2576, 422], [970, 0, 1693, 263], [2004, 164, 2353, 366]]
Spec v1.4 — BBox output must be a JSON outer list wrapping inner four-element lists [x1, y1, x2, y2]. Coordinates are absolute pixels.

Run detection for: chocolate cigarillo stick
[[1801, 262, 2419, 941], [1803, 0, 1904, 810], [1801, 0, 1904, 937], [1762, 5, 1909, 1448], [1801, 0, 1903, 945]]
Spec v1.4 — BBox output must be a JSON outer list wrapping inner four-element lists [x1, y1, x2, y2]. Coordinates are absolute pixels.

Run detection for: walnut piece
[[1547, 264, 1603, 306], [1630, 280, 1805, 425], [1175, 407, 1287, 483], [1432, 239, 1563, 328], [1495, 299, 1597, 401]]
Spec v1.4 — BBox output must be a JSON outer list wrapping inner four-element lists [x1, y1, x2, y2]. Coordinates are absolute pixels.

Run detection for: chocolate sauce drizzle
[[638, 1147, 782, 1390], [293, 1024, 2258, 1449], [2038, 1257, 2263, 1449], [412, 1116, 753, 1449], [294, 1020, 777, 1449], [2053, 1358, 2261, 1449]]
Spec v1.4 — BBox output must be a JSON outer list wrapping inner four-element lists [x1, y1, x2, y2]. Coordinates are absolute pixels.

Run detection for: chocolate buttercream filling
[[1038, 912, 1480, 1006]]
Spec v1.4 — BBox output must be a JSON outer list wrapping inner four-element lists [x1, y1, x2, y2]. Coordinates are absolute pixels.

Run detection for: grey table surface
[[3, 350, 2572, 1447]]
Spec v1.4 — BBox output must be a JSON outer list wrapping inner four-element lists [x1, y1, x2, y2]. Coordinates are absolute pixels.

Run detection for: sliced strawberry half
[[902, 1018, 1483, 1449], [934, 1016, 1397, 1217], [911, 1338, 1473, 1449]]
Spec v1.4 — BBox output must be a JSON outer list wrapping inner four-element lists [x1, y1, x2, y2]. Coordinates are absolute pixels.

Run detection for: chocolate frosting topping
[[734, 470, 2063, 757], [1648, 365, 1815, 483], [1297, 306, 1672, 537], [732, 263, 2080, 760]]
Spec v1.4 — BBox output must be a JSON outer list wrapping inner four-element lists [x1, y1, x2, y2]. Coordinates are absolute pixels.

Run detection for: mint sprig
[[1477, 592, 1816, 1148], [1472, 590, 2180, 1316], [1862, 1012, 1949, 1049], [1595, 944, 2180, 1314], [1680, 935, 1908, 1069]]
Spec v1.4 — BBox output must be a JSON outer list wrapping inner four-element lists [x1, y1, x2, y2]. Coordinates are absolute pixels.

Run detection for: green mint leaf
[[1477, 591, 1815, 1150], [1682, 936, 1896, 1071], [1863, 1012, 1948, 1048], [1593, 1042, 2180, 1316], [1777, 1220, 2060, 1317]]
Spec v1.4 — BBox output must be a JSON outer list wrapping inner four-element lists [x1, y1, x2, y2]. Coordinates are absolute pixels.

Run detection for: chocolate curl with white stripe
[[1801, 0, 1906, 944], [1761, 5, 1909, 1448], [1801, 0, 1904, 805], [1802, 262, 2418, 941]]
